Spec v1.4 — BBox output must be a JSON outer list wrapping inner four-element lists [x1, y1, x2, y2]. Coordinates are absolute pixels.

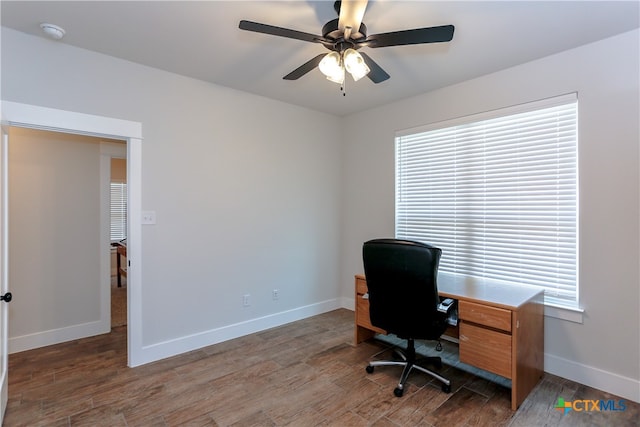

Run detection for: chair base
[[365, 339, 451, 396]]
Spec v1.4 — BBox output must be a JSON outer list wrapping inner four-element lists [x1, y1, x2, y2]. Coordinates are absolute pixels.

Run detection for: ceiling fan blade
[[367, 25, 455, 48], [337, 0, 368, 39], [283, 54, 326, 80], [239, 20, 328, 44], [359, 52, 390, 83]]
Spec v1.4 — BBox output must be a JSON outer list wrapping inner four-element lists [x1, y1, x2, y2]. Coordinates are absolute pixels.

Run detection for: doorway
[[1, 100, 143, 367], [8, 128, 126, 347]]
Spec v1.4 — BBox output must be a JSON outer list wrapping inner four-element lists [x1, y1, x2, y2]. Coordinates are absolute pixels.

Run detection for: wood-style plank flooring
[[5, 309, 639, 426]]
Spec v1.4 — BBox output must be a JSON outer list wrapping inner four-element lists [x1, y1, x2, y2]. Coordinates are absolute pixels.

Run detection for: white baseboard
[[340, 297, 355, 311], [545, 353, 640, 403], [132, 298, 343, 367], [9, 319, 110, 354]]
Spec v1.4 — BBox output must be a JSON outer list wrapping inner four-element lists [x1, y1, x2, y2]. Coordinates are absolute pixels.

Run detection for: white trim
[[1, 101, 142, 367], [99, 153, 112, 334], [1, 101, 141, 140], [544, 304, 584, 324], [0, 126, 9, 424], [395, 92, 578, 137], [545, 353, 640, 403], [134, 299, 342, 366], [127, 138, 143, 366], [340, 296, 355, 311], [9, 320, 109, 353]]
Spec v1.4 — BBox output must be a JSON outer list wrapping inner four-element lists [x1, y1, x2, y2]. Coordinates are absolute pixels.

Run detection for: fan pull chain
[[341, 53, 347, 96]]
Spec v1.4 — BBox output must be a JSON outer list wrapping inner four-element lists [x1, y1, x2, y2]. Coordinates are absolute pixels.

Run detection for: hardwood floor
[[5, 309, 639, 426]]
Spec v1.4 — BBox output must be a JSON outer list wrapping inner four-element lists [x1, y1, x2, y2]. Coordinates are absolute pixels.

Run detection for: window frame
[[394, 93, 581, 320]]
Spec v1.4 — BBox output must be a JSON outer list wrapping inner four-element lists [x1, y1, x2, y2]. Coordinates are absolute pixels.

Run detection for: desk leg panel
[[512, 295, 544, 410]]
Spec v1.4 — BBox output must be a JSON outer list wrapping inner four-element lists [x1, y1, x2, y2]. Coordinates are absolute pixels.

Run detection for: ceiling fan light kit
[[319, 51, 345, 84], [239, 0, 454, 92], [344, 48, 370, 81], [318, 48, 370, 84]]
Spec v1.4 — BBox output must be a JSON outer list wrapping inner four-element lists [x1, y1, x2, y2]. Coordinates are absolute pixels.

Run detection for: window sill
[[544, 303, 584, 324]]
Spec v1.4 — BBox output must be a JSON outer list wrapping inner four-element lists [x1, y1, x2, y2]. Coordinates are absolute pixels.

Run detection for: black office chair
[[362, 238, 451, 396]]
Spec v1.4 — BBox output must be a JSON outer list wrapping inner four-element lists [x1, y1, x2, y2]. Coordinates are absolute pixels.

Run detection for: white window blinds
[[110, 182, 127, 241], [395, 94, 578, 309]]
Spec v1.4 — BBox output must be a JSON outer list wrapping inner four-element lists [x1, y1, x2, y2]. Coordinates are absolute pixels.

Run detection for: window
[[395, 94, 578, 309], [110, 182, 127, 241]]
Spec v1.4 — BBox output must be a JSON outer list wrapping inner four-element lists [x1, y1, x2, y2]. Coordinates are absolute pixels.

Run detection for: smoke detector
[[40, 23, 66, 40]]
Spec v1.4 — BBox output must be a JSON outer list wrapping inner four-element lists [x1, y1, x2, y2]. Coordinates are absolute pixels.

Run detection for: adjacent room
[[1, 1, 638, 425]]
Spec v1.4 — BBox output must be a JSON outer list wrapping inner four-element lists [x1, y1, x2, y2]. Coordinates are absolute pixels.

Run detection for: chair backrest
[[362, 238, 444, 340]]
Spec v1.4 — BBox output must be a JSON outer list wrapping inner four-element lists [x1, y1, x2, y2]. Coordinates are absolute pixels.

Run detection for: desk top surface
[[356, 273, 543, 310]]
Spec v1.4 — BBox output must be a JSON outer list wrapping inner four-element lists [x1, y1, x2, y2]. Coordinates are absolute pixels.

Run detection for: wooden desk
[[355, 274, 544, 410], [116, 243, 127, 287]]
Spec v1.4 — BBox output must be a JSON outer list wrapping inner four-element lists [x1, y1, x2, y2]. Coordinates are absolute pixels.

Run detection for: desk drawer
[[356, 296, 385, 333], [356, 277, 368, 295], [459, 300, 511, 332], [460, 322, 512, 379]]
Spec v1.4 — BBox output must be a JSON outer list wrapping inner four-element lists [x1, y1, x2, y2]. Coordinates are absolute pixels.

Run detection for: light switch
[[142, 211, 156, 225]]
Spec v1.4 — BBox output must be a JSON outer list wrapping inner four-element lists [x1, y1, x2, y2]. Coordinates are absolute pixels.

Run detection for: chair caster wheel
[[393, 387, 404, 397], [442, 383, 451, 393], [365, 365, 374, 374]]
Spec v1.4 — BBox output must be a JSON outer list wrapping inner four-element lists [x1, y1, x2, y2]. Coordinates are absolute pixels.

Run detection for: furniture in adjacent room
[[362, 238, 452, 397], [115, 241, 127, 287], [355, 263, 544, 410]]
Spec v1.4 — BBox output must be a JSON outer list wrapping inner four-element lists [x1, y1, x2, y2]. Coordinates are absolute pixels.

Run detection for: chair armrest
[[438, 298, 458, 326]]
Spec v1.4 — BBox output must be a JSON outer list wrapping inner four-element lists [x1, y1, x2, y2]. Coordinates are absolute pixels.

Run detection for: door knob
[[0, 292, 12, 303]]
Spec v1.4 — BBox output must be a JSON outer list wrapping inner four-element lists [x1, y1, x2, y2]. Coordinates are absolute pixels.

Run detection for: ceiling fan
[[238, 0, 454, 86]]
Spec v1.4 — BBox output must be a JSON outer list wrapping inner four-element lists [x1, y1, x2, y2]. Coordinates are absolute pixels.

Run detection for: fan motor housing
[[322, 18, 367, 49]]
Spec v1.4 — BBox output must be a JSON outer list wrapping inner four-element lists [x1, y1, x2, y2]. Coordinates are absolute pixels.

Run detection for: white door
[[0, 125, 11, 423]]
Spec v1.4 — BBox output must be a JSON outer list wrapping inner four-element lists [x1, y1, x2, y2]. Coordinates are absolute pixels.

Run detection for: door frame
[[0, 125, 9, 424], [1, 101, 144, 367]]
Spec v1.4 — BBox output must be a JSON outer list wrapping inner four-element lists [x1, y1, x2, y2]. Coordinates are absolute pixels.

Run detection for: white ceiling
[[2, 1, 639, 116]]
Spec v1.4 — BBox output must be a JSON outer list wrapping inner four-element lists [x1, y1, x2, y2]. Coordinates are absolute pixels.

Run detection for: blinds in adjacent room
[[395, 94, 578, 309], [110, 182, 127, 241]]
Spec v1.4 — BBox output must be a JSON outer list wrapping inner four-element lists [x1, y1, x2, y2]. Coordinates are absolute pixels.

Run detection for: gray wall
[[9, 128, 104, 342], [340, 29, 639, 401], [2, 27, 343, 353]]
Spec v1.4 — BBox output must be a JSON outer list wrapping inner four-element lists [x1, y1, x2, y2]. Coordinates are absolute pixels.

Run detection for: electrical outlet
[[272, 289, 279, 300], [243, 294, 251, 307]]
